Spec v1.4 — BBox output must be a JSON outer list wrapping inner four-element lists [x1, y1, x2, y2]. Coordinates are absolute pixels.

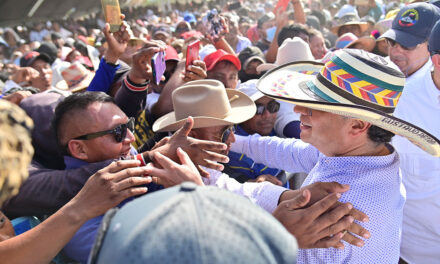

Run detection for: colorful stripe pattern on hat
[[310, 50, 404, 113]]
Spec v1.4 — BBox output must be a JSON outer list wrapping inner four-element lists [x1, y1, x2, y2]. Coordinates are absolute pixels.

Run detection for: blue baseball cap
[[380, 3, 440, 47], [429, 20, 440, 53], [184, 13, 196, 24]]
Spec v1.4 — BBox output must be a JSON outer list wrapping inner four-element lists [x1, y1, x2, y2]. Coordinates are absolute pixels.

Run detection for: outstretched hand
[[103, 14, 131, 64], [128, 40, 167, 84], [148, 116, 229, 177]]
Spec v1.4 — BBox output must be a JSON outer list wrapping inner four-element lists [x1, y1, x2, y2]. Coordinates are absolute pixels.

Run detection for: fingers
[[198, 158, 224, 172], [313, 233, 344, 249], [307, 192, 342, 219], [119, 186, 149, 200], [112, 164, 153, 182], [342, 231, 366, 248], [349, 207, 369, 223], [175, 116, 194, 137], [153, 152, 176, 171], [177, 147, 196, 168], [282, 189, 311, 210], [318, 181, 350, 194], [347, 221, 371, 240], [105, 159, 141, 174], [103, 23, 111, 38], [190, 140, 228, 152], [197, 165, 210, 178], [114, 176, 152, 192]]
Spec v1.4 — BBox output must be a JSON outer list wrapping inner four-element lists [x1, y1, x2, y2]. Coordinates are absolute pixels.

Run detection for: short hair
[[367, 125, 395, 144], [52, 92, 115, 152], [277, 24, 309, 46]]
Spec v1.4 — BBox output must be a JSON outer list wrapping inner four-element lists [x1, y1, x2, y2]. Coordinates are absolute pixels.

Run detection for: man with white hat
[[150, 79, 371, 250]]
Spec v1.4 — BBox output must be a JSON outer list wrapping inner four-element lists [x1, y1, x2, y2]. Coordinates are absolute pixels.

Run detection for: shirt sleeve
[[231, 134, 320, 173], [203, 168, 287, 213], [87, 58, 120, 93]]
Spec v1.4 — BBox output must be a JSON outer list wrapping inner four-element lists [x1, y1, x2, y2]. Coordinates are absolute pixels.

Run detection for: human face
[[30, 59, 52, 91], [0, 211, 14, 242], [245, 59, 262, 75], [338, 24, 361, 37], [294, 105, 352, 156], [309, 35, 327, 59], [191, 125, 236, 155], [207, 61, 239, 88], [387, 39, 430, 76], [69, 102, 135, 162], [241, 97, 278, 136]]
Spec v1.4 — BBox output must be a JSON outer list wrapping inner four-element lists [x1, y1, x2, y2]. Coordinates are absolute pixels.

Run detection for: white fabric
[[146, 92, 160, 112], [274, 100, 300, 137], [202, 167, 287, 213], [393, 61, 440, 264]]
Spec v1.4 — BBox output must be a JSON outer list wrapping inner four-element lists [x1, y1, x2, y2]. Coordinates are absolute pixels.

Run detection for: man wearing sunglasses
[[380, 3, 440, 79], [51, 91, 228, 263], [225, 80, 285, 186]]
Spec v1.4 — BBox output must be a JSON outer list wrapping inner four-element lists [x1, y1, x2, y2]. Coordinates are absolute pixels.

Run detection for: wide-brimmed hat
[[257, 49, 440, 156], [257, 37, 314, 74], [335, 32, 358, 49], [153, 80, 256, 132], [61, 62, 95, 93], [331, 13, 369, 36], [346, 36, 377, 52]]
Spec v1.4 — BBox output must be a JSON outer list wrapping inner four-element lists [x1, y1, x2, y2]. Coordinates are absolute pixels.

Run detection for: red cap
[[203, 49, 241, 71], [180, 30, 203, 40], [165, 45, 179, 61]]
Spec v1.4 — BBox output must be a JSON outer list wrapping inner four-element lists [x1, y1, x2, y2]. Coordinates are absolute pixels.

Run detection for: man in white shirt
[[380, 3, 440, 263]]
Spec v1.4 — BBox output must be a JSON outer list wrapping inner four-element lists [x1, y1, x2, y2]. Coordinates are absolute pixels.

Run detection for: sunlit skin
[[309, 34, 327, 59], [30, 59, 52, 91], [244, 60, 263, 75], [388, 41, 430, 77], [0, 211, 15, 242], [207, 61, 239, 88], [338, 24, 361, 37], [63, 102, 135, 163], [293, 105, 390, 157], [190, 125, 236, 156], [240, 96, 277, 136]]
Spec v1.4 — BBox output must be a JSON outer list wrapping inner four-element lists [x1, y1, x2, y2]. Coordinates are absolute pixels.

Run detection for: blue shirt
[[231, 135, 405, 264], [86, 58, 120, 93], [63, 155, 162, 263]]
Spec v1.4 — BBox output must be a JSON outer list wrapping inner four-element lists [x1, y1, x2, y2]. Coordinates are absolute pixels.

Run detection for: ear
[[67, 140, 89, 160], [348, 119, 371, 137], [432, 54, 440, 69]]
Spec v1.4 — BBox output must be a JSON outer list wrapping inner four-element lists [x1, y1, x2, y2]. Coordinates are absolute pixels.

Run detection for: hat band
[[314, 73, 395, 114], [66, 73, 87, 88]]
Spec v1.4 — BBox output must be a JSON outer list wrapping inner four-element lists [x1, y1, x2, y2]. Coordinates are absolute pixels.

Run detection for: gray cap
[[89, 182, 297, 264]]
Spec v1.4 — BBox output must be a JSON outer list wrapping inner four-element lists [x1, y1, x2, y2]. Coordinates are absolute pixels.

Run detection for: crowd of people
[[0, 0, 440, 263]]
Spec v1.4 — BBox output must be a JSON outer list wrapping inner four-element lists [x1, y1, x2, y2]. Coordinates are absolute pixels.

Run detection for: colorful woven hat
[[257, 49, 440, 156]]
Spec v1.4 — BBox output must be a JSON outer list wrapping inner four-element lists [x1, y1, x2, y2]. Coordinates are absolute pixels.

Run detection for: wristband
[[135, 153, 147, 166], [124, 75, 150, 92]]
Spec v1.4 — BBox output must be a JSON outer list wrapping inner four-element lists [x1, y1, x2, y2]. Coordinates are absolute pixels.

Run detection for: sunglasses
[[220, 125, 235, 143], [385, 38, 420, 51], [256, 100, 280, 115], [73, 117, 135, 143]]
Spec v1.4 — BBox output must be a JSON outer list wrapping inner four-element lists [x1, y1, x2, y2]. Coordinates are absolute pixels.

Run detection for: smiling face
[[65, 102, 135, 162], [388, 40, 429, 76], [294, 105, 354, 156], [240, 96, 277, 136]]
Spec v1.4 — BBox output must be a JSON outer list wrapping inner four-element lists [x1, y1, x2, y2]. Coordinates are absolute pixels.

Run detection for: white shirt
[[393, 61, 440, 264]]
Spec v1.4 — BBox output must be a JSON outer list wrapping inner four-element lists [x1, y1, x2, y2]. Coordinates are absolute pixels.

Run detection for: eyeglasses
[[385, 38, 421, 51], [256, 100, 280, 115], [73, 117, 135, 143], [220, 125, 235, 143]]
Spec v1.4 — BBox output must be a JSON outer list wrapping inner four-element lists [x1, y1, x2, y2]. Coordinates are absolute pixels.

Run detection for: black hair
[[52, 92, 115, 153], [277, 24, 310, 47], [367, 125, 394, 144]]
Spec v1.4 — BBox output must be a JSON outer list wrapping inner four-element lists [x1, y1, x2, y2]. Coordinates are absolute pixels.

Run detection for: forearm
[[265, 27, 284, 63], [114, 75, 149, 117], [0, 201, 88, 264], [293, 0, 306, 24], [214, 37, 235, 55], [87, 58, 120, 93]]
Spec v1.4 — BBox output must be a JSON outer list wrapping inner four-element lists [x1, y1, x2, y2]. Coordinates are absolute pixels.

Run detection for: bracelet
[[124, 76, 150, 92], [135, 153, 147, 166]]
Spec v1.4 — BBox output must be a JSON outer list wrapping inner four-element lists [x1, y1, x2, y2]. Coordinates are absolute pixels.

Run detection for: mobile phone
[[227, 2, 242, 11], [203, 9, 224, 39], [185, 40, 200, 70], [273, 0, 289, 13], [151, 51, 166, 85], [101, 0, 122, 33]]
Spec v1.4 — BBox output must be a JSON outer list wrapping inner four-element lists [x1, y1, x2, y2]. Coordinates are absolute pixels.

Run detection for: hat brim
[[68, 72, 95, 93], [332, 22, 369, 36], [257, 62, 440, 157], [153, 89, 256, 132], [380, 29, 425, 48]]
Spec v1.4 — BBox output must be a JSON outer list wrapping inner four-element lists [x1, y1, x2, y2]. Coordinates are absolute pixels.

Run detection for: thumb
[[284, 189, 311, 210], [103, 23, 111, 38], [176, 116, 194, 137]]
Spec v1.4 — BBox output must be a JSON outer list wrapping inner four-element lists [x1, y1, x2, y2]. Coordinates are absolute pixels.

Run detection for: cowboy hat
[[331, 13, 369, 36], [61, 62, 95, 93], [346, 36, 377, 52], [257, 37, 314, 74], [257, 49, 440, 157], [152, 80, 256, 132]]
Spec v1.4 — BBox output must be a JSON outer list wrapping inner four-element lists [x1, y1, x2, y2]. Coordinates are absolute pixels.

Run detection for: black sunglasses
[[256, 100, 280, 115], [73, 118, 135, 143], [385, 38, 420, 51], [220, 125, 235, 143]]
